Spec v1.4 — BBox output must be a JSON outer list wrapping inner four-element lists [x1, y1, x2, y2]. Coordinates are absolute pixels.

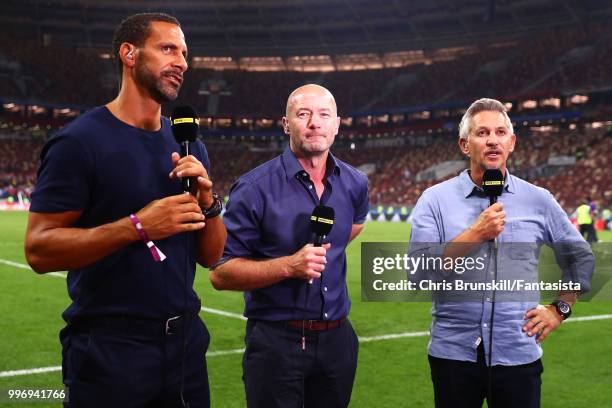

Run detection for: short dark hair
[[112, 12, 180, 82]]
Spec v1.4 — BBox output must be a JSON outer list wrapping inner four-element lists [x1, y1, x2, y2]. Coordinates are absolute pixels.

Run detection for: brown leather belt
[[286, 317, 346, 331]]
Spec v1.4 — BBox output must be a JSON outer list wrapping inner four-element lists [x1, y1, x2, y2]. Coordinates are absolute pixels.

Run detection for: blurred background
[[1, 0, 611, 227], [1, 2, 612, 407]]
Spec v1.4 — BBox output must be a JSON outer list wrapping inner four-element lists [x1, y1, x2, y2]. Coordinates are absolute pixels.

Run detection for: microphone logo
[[310, 205, 335, 247], [482, 168, 504, 202], [310, 215, 334, 225], [171, 117, 200, 126]]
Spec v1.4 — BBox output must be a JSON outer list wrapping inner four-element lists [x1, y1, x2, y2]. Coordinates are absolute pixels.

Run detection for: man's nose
[[174, 53, 188, 73], [308, 114, 321, 128], [486, 133, 499, 145]]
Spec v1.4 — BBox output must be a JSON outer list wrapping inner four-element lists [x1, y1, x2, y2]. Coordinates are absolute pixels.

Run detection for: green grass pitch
[[0, 211, 610, 407]]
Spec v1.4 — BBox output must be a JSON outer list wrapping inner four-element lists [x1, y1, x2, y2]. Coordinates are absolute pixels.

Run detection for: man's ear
[[120, 43, 136, 67], [459, 137, 470, 157]]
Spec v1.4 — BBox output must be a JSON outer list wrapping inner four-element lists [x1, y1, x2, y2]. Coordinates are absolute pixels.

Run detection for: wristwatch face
[[558, 302, 570, 314]]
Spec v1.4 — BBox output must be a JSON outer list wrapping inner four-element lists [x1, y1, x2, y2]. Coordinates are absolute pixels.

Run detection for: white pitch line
[[356, 314, 612, 342], [200, 306, 246, 321], [2, 313, 612, 378], [565, 314, 612, 323], [2, 257, 612, 378], [0, 348, 248, 377], [207, 348, 245, 357], [0, 258, 246, 321], [0, 258, 32, 269], [358, 331, 429, 342], [5, 258, 611, 324], [0, 366, 62, 378], [0, 258, 66, 278]]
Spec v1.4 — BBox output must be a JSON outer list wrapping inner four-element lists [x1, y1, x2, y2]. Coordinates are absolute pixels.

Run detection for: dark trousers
[[61, 316, 211, 408], [243, 319, 359, 408], [579, 223, 598, 243], [428, 345, 543, 408]]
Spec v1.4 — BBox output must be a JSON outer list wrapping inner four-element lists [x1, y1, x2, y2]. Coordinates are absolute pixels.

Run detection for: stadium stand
[[1, 0, 611, 217], [1, 22, 611, 115], [2, 124, 610, 216]]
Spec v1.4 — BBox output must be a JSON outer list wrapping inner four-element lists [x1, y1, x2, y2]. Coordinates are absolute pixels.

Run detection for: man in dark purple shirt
[[210, 84, 369, 408]]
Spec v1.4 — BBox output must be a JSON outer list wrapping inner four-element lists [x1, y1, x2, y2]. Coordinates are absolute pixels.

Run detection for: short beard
[[134, 60, 179, 104]]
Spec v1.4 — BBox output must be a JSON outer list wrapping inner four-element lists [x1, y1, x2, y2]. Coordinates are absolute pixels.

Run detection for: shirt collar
[[460, 169, 515, 198], [281, 146, 340, 181]]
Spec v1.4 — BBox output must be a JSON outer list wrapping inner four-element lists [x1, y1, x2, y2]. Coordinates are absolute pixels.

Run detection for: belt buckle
[[307, 320, 316, 330], [165, 315, 181, 335]]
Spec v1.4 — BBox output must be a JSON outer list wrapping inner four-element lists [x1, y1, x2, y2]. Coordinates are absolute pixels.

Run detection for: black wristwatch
[[551, 300, 572, 320], [201, 193, 223, 219]]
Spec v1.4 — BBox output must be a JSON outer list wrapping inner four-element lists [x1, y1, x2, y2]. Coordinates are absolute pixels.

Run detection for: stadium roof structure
[[4, 0, 612, 59]]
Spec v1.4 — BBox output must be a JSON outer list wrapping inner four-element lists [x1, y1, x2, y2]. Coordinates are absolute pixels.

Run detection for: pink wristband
[[129, 214, 166, 262]]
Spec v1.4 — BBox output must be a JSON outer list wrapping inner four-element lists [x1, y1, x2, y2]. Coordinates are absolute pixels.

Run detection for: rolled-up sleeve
[[545, 191, 595, 293]]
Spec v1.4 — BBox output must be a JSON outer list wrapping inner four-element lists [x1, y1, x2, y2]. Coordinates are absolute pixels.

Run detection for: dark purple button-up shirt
[[221, 147, 369, 321]]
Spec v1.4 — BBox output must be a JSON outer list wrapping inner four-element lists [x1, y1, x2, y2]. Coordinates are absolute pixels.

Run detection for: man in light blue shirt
[[409, 98, 594, 408]]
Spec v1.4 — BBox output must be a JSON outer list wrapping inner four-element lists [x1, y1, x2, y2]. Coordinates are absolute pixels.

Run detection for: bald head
[[282, 83, 340, 158], [286, 84, 337, 117]]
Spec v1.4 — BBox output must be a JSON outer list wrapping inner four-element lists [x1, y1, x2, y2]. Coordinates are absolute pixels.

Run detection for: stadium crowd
[[0, 137, 40, 202], [1, 20, 611, 219], [2, 126, 610, 219], [1, 23, 610, 116]]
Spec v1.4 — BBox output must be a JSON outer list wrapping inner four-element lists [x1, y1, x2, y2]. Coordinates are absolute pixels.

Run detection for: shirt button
[[324, 286, 328, 292], [324, 312, 328, 318], [308, 185, 313, 189], [483, 323, 488, 327], [485, 297, 491, 302]]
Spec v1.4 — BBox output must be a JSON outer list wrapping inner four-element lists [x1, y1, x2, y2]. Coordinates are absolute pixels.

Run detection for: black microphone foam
[[170, 105, 199, 144], [310, 205, 335, 246], [170, 105, 199, 193], [482, 168, 504, 204]]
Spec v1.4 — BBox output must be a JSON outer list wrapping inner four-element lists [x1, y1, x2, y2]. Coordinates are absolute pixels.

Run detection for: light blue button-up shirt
[[409, 169, 594, 366]]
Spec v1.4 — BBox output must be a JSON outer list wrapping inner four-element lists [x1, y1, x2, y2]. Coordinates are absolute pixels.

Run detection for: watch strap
[[551, 300, 571, 320], [201, 193, 223, 218]]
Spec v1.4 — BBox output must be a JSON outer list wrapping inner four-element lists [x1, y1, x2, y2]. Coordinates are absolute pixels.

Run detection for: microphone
[[309, 205, 335, 283], [170, 105, 200, 194], [482, 168, 504, 248], [310, 205, 335, 246], [482, 168, 504, 206]]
